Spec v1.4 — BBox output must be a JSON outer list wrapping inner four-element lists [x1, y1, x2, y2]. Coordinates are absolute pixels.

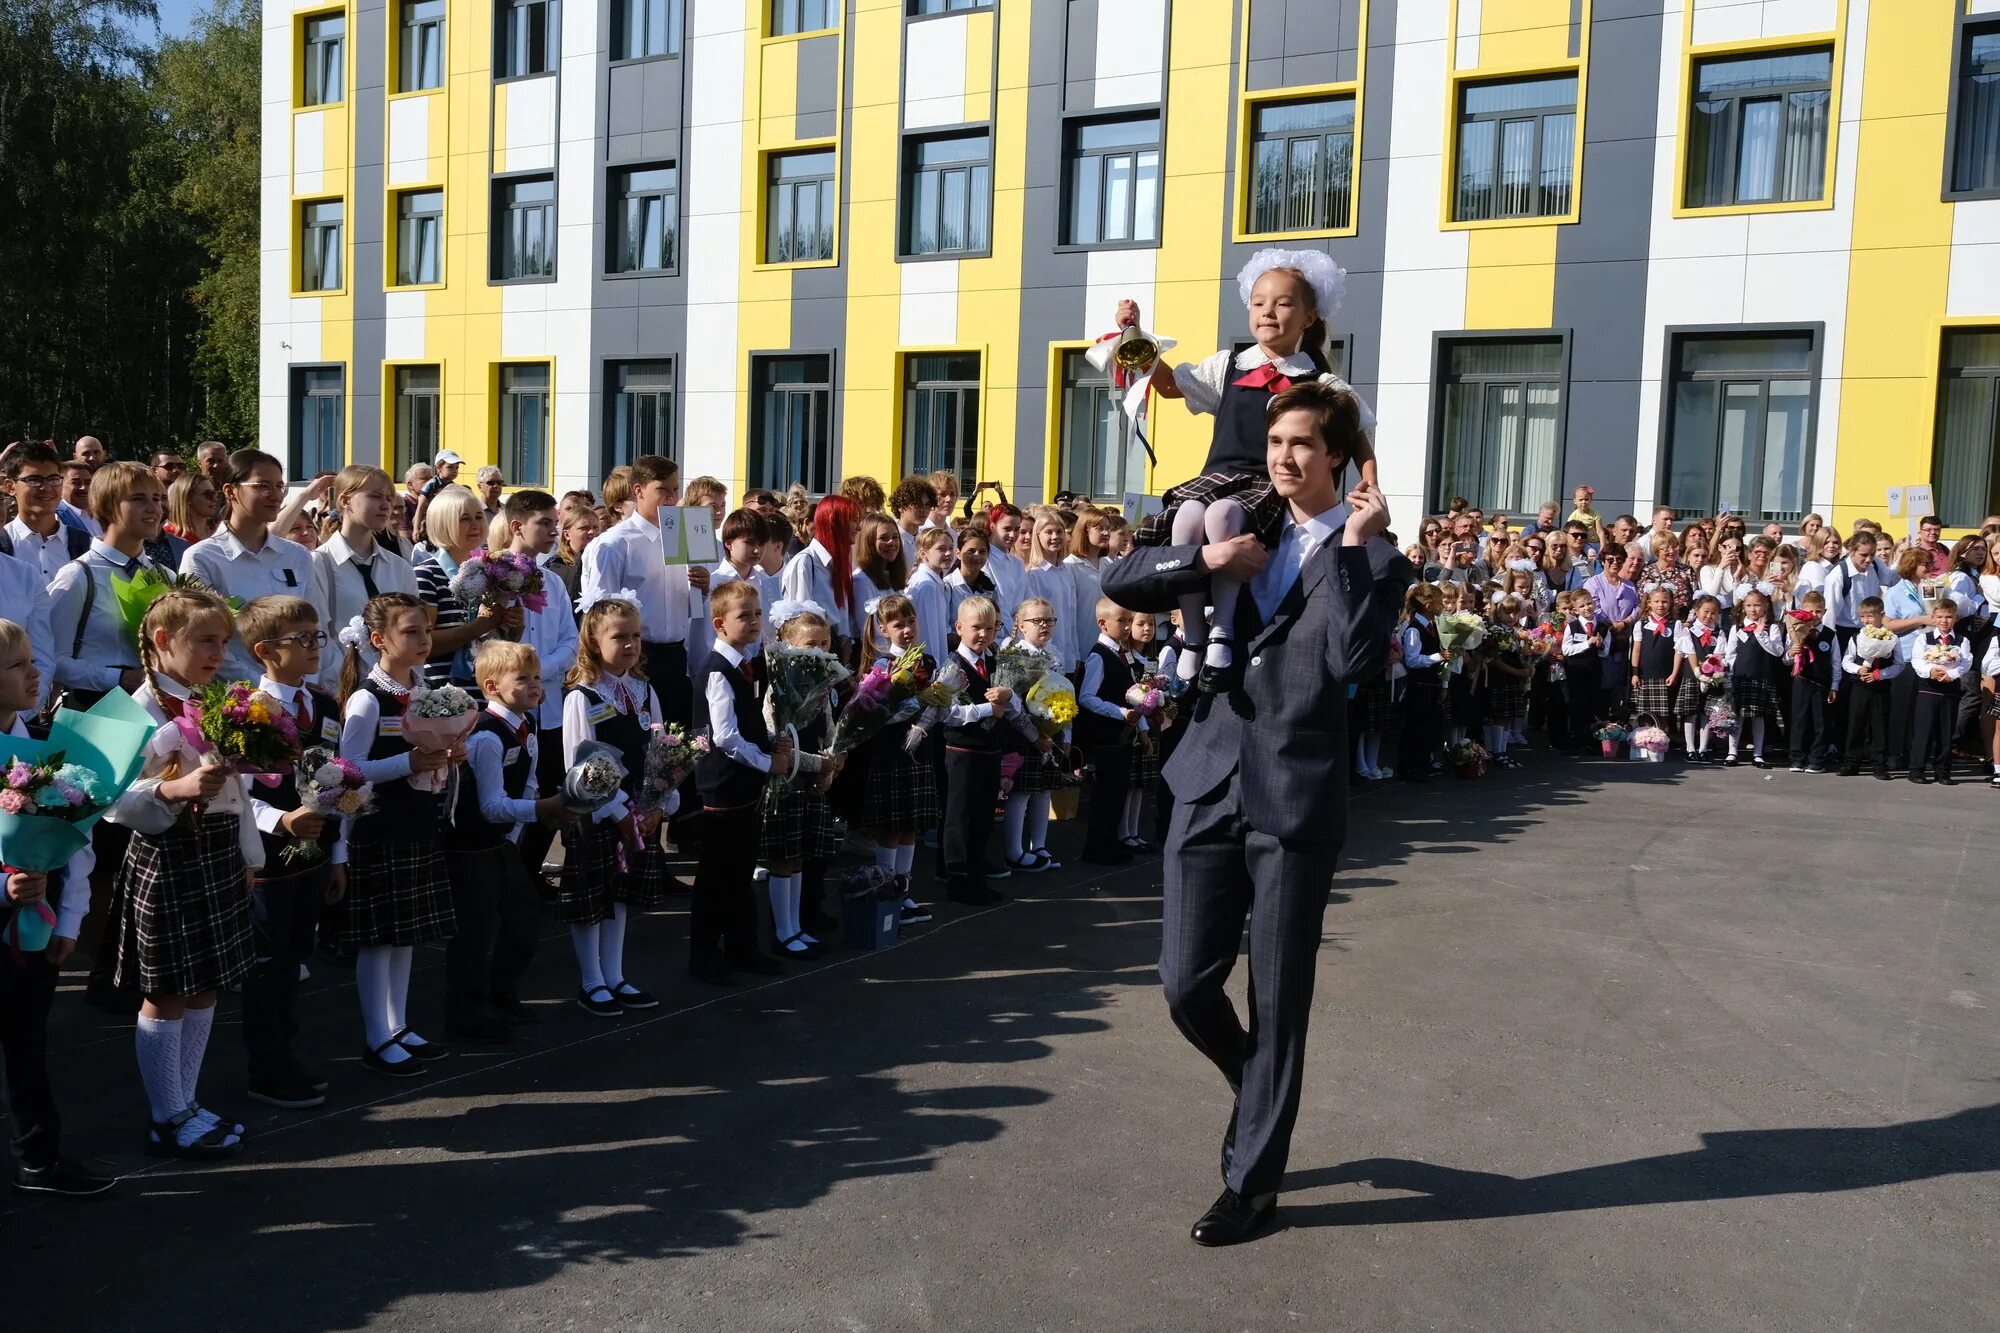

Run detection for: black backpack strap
[[73, 557, 97, 660]]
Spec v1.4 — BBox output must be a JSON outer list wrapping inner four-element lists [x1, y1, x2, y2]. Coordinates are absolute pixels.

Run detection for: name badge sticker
[[379, 716, 403, 737], [320, 717, 341, 744], [589, 704, 616, 725], [503, 747, 523, 766]]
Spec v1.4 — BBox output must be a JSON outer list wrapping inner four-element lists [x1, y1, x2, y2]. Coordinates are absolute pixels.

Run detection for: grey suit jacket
[[1101, 530, 1413, 843]]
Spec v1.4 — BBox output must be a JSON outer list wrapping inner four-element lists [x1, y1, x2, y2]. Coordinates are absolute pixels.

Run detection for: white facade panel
[[681, 0, 748, 488], [1092, 0, 1167, 110], [502, 75, 559, 173], [903, 18, 969, 131], [293, 110, 327, 195], [899, 259, 961, 346], [386, 96, 430, 186]]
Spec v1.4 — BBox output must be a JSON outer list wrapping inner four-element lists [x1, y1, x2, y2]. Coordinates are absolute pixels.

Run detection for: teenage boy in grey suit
[[1103, 380, 1411, 1246]]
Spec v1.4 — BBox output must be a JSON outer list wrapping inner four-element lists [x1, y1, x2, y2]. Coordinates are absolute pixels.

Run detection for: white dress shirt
[[1907, 628, 1973, 683], [2, 714, 93, 937], [309, 531, 420, 682], [1248, 502, 1348, 622], [0, 549, 54, 712], [943, 643, 1014, 728], [905, 564, 954, 662], [1064, 555, 1104, 658], [1170, 346, 1378, 433], [1023, 560, 1081, 670], [1400, 617, 1446, 670], [899, 526, 919, 572], [580, 511, 693, 643], [944, 568, 1011, 639], [253, 675, 349, 863], [1840, 632, 1906, 681], [465, 704, 540, 841], [516, 566, 580, 733], [180, 526, 315, 682], [1821, 555, 1893, 629], [1944, 568, 1987, 621], [5, 518, 79, 588], [781, 540, 861, 643], [105, 676, 266, 870], [702, 562, 778, 665], [983, 545, 1026, 622], [47, 540, 160, 696], [698, 642, 770, 775]]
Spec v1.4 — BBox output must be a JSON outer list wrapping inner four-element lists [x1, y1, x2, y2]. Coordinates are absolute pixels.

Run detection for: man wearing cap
[[413, 450, 465, 542]]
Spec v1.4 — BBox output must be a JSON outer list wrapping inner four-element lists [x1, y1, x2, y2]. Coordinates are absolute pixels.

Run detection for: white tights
[[1170, 498, 1250, 678]]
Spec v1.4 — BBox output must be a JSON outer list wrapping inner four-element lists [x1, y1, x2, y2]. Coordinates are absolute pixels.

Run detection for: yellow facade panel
[[962, 10, 996, 126], [836, 1, 904, 486], [760, 39, 801, 146], [1464, 225, 1559, 329], [1476, 0, 1577, 70]]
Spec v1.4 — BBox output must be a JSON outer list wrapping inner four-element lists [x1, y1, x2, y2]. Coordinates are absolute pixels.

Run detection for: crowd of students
[[0, 439, 1177, 1197]]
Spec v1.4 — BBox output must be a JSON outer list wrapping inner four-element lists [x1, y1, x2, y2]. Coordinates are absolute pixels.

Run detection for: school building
[[261, 0, 2000, 531]]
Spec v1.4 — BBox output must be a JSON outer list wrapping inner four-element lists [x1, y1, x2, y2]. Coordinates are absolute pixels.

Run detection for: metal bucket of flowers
[[1630, 714, 1671, 762], [1592, 721, 1631, 758]]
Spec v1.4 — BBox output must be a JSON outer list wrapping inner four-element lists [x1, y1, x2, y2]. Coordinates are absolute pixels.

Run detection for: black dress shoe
[[1195, 657, 1242, 695], [15, 1158, 117, 1197], [1190, 1188, 1277, 1247], [488, 994, 541, 1024]]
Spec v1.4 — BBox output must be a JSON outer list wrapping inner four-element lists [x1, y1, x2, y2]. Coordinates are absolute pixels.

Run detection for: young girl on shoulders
[[859, 595, 941, 924], [560, 595, 672, 1017], [332, 593, 461, 1076], [108, 587, 259, 1157]]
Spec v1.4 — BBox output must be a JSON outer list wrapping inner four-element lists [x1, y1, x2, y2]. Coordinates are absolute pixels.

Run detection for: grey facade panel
[[608, 65, 646, 140], [796, 34, 840, 140], [792, 266, 848, 354], [348, 0, 388, 467], [645, 57, 682, 130], [1064, 0, 1098, 111]]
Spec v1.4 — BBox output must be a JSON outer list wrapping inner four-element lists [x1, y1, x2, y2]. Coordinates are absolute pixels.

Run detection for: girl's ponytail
[[1302, 314, 1334, 376]]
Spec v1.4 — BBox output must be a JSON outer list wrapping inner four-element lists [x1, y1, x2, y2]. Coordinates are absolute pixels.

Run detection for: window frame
[[606, 162, 680, 277], [760, 146, 840, 268], [611, 0, 682, 64], [390, 187, 445, 288], [1944, 15, 2000, 202], [495, 362, 555, 490], [1673, 30, 1842, 219], [898, 128, 995, 261], [1448, 72, 1581, 225], [601, 357, 680, 478], [1930, 326, 2000, 529], [494, 0, 560, 81], [384, 362, 443, 483], [299, 9, 347, 108], [490, 172, 557, 284], [906, 0, 993, 18], [1053, 345, 1142, 505], [899, 351, 984, 493], [1238, 89, 1360, 240], [289, 364, 348, 479], [1057, 109, 1166, 252], [747, 351, 838, 496], [1424, 330, 1572, 516], [297, 197, 346, 295], [1655, 323, 1825, 526], [1439, 64, 1586, 230], [395, 0, 445, 94], [769, 0, 836, 37]]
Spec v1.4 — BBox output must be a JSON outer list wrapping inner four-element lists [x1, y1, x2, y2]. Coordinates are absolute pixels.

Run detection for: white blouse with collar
[[105, 677, 266, 870]]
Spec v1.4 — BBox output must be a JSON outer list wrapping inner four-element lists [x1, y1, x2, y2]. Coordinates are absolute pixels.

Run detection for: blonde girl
[[560, 596, 670, 1017], [1022, 506, 1081, 673], [1396, 582, 1447, 781], [309, 464, 419, 682], [1064, 507, 1112, 675], [858, 595, 940, 921], [1629, 584, 1682, 731], [997, 596, 1064, 873], [1724, 588, 1784, 767], [107, 587, 257, 1158], [762, 605, 845, 955], [852, 512, 910, 639], [164, 471, 218, 544], [334, 592, 460, 1076], [1483, 595, 1532, 767]]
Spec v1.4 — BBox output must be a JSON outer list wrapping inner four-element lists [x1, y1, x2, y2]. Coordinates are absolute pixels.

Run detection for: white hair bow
[[577, 586, 641, 615], [769, 598, 828, 630], [1236, 247, 1347, 319], [337, 615, 368, 649]]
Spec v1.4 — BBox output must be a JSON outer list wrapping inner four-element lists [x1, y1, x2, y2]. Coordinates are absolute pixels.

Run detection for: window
[[302, 14, 345, 106], [604, 360, 676, 472], [392, 365, 441, 479], [903, 354, 981, 492], [492, 175, 555, 280], [904, 133, 991, 257], [771, 0, 832, 35], [766, 150, 836, 263], [1248, 95, 1356, 234], [1430, 338, 1566, 514], [1662, 330, 1818, 523], [394, 189, 442, 286], [1949, 23, 2000, 197], [1453, 74, 1577, 222], [399, 0, 444, 92], [614, 0, 681, 60], [609, 164, 678, 273], [496, 0, 557, 78], [497, 365, 551, 488], [290, 367, 346, 477], [1065, 115, 1162, 246], [1058, 349, 1139, 503], [749, 354, 834, 494], [1684, 48, 1832, 209], [909, 0, 991, 13], [1933, 330, 2000, 529], [300, 199, 344, 292]]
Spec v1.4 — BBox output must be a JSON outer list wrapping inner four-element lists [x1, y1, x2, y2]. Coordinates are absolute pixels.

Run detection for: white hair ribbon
[[769, 598, 828, 630], [577, 586, 642, 616], [337, 615, 368, 649], [1236, 247, 1347, 319]]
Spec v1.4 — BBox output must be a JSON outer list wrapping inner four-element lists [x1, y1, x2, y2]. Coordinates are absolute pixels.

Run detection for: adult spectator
[[780, 485, 813, 557], [2, 442, 91, 586], [475, 465, 505, 522], [179, 449, 316, 683], [579, 455, 704, 718], [164, 472, 219, 545], [411, 449, 465, 543], [71, 436, 106, 470], [1584, 542, 1642, 713], [150, 449, 187, 492], [743, 488, 781, 518], [401, 462, 434, 541], [412, 483, 510, 689], [195, 440, 231, 490], [48, 462, 165, 708], [310, 464, 420, 682], [1632, 506, 1676, 561], [1915, 515, 1950, 577], [57, 461, 100, 537], [1798, 513, 1826, 551]]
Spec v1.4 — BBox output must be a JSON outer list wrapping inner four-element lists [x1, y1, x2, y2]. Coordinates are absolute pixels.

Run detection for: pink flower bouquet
[[402, 685, 479, 793]]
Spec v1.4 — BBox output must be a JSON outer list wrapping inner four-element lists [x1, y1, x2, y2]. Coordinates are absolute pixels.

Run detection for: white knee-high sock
[[598, 903, 629, 985], [1684, 720, 1701, 753], [1364, 732, 1382, 771], [1122, 787, 1143, 839], [768, 873, 793, 941], [569, 922, 606, 992], [135, 1015, 184, 1123], [1003, 793, 1028, 860], [178, 1004, 215, 1112], [894, 842, 916, 876], [787, 875, 806, 943], [1172, 502, 1211, 681], [386, 944, 418, 1040], [1026, 793, 1051, 850], [355, 946, 395, 1050], [1752, 716, 1767, 757], [873, 841, 896, 871]]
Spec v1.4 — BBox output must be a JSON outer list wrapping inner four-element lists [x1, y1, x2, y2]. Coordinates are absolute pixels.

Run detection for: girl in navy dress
[[858, 594, 940, 924]]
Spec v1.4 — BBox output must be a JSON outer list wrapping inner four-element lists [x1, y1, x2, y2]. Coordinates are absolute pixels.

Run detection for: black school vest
[[573, 681, 651, 801], [1731, 627, 1775, 683], [1408, 618, 1443, 684], [942, 650, 1001, 753], [694, 653, 769, 810], [258, 686, 345, 871], [446, 711, 535, 851], [1077, 641, 1134, 748], [350, 681, 441, 844], [1203, 364, 1283, 478], [1637, 624, 1678, 680], [1794, 626, 1837, 686]]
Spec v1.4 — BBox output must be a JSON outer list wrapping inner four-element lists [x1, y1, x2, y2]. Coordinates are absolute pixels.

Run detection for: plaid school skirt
[[1630, 677, 1677, 726], [862, 737, 940, 832], [1681, 680, 1725, 720], [112, 815, 255, 997], [558, 821, 670, 923], [1730, 677, 1780, 718], [1134, 469, 1288, 548], [1448, 671, 1483, 726], [1132, 731, 1161, 787], [1351, 678, 1396, 734], [759, 784, 841, 865], [336, 838, 455, 948], [1485, 676, 1529, 724]]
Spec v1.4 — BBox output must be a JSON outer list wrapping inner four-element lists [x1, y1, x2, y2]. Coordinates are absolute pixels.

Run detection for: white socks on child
[[136, 1015, 183, 1123], [180, 1004, 215, 1111], [1203, 630, 1235, 672], [1121, 788, 1143, 840], [1003, 794, 1028, 861], [770, 874, 808, 951], [599, 904, 630, 988], [570, 923, 607, 994], [1025, 794, 1050, 856]]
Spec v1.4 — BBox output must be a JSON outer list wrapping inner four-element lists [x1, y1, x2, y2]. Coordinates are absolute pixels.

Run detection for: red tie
[[1233, 364, 1293, 392], [157, 692, 185, 721], [1941, 633, 1952, 646], [516, 718, 532, 747], [292, 691, 312, 733]]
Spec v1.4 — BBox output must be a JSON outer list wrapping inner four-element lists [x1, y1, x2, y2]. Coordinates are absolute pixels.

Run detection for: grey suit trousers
[[1160, 771, 1337, 1198]]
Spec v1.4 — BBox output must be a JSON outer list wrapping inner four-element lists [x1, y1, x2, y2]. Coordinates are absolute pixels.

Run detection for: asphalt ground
[[5, 756, 1998, 1331]]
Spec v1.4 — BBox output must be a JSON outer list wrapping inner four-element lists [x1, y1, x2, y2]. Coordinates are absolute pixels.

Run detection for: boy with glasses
[[2, 440, 92, 586]]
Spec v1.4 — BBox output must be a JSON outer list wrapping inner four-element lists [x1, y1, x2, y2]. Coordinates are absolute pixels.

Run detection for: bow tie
[[1233, 363, 1294, 392], [1647, 619, 1669, 636]]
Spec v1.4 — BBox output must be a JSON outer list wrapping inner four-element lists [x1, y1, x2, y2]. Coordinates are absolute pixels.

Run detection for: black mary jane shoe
[[578, 985, 625, 1017], [146, 1110, 243, 1160], [1195, 655, 1243, 696], [607, 981, 661, 1010], [1189, 1187, 1277, 1247], [389, 1029, 449, 1062], [361, 1039, 428, 1078]]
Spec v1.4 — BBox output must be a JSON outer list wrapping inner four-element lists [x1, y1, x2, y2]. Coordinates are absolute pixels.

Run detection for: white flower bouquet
[[403, 684, 478, 793]]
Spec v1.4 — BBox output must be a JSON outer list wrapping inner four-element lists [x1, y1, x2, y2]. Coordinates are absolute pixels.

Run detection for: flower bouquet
[[179, 681, 303, 788], [284, 746, 374, 864], [762, 643, 851, 805], [1704, 697, 1739, 738], [635, 722, 708, 816], [993, 644, 1058, 697], [403, 684, 479, 793], [1444, 738, 1489, 778], [1630, 722, 1672, 762], [1854, 624, 1900, 662], [1592, 721, 1631, 758], [450, 548, 549, 641], [903, 659, 970, 755], [1696, 653, 1729, 693], [830, 644, 934, 755], [1436, 610, 1487, 656], [562, 739, 628, 816], [1124, 672, 1168, 720], [1025, 671, 1079, 740]]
